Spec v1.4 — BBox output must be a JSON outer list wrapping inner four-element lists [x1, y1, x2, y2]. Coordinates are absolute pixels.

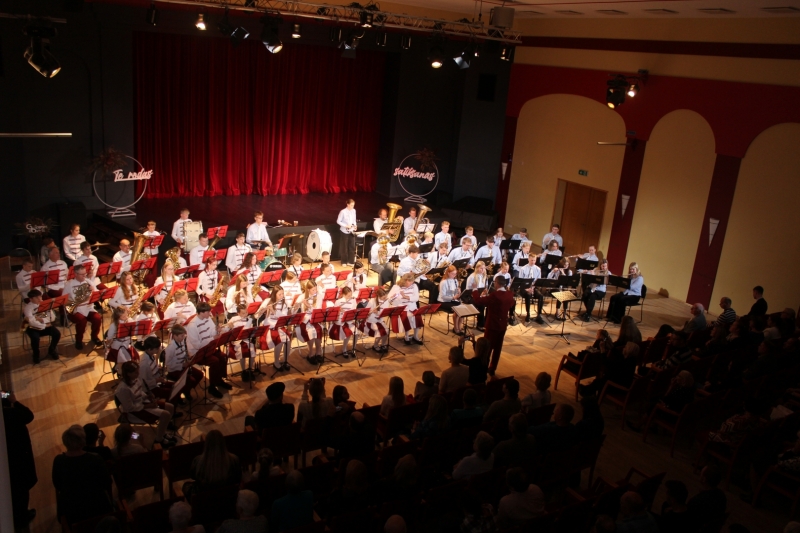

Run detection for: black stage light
[[23, 26, 61, 78], [401, 35, 411, 50], [606, 75, 628, 109], [292, 23, 302, 38], [230, 26, 250, 46], [453, 50, 470, 69], [376, 31, 387, 47], [627, 83, 639, 97], [261, 20, 283, 53], [360, 11, 373, 27], [330, 27, 342, 43], [429, 45, 444, 68], [146, 3, 159, 25], [195, 13, 206, 30], [218, 9, 234, 36], [345, 32, 360, 49], [500, 45, 514, 61]]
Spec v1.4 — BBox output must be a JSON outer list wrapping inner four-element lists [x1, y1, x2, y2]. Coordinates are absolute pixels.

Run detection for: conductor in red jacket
[[472, 276, 516, 375]]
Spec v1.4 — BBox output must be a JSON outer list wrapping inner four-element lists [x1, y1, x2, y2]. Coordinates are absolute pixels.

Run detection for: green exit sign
[[578, 169, 588, 176]]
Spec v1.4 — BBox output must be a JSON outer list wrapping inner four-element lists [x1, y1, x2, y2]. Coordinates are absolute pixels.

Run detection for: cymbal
[[281, 233, 303, 239], [90, 242, 110, 248]]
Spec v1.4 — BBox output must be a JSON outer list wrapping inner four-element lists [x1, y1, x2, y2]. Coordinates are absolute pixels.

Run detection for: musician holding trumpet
[[337, 198, 358, 267]]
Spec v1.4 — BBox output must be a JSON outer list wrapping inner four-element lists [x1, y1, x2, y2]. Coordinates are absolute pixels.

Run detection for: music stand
[[532, 278, 560, 323], [349, 307, 372, 366], [270, 313, 306, 378], [453, 258, 471, 271], [30, 269, 60, 292], [542, 254, 562, 276], [311, 307, 342, 373], [546, 291, 580, 345], [356, 287, 376, 302], [310, 267, 322, 279], [323, 288, 340, 304], [453, 303, 480, 348], [508, 278, 536, 330], [240, 324, 267, 365], [608, 275, 632, 291], [175, 265, 200, 277], [334, 271, 350, 283], [142, 235, 164, 251], [413, 303, 440, 355], [190, 340, 224, 407], [169, 366, 211, 425], [417, 243, 434, 254], [499, 239, 521, 261], [96, 261, 122, 280], [202, 249, 227, 263], [379, 306, 407, 359], [576, 258, 599, 271], [206, 225, 228, 242]]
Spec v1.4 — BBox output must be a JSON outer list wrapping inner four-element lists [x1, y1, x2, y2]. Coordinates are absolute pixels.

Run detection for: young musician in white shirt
[[296, 281, 323, 364], [538, 239, 563, 278], [63, 264, 102, 349], [438, 265, 465, 334], [189, 233, 209, 267], [256, 287, 291, 371], [106, 307, 137, 367], [330, 286, 358, 359], [518, 254, 544, 324], [197, 257, 224, 315], [511, 228, 528, 241], [336, 198, 358, 267], [134, 301, 160, 345], [472, 236, 502, 267], [374, 208, 389, 234], [447, 237, 475, 264], [40, 237, 57, 267], [116, 361, 176, 447], [548, 257, 574, 320], [164, 324, 203, 401], [41, 247, 68, 297], [16, 259, 34, 300], [606, 262, 644, 324], [226, 275, 253, 316], [581, 259, 610, 321], [370, 239, 396, 287], [112, 239, 133, 280], [171, 208, 191, 249], [246, 211, 272, 250], [403, 206, 417, 236], [462, 226, 477, 250], [466, 261, 488, 329], [542, 224, 563, 251], [281, 270, 303, 303], [361, 286, 391, 353], [346, 262, 368, 293], [109, 271, 138, 310], [428, 242, 450, 270], [186, 301, 231, 397], [23, 289, 61, 363], [164, 289, 197, 325], [235, 252, 263, 294], [154, 260, 178, 313], [434, 221, 452, 253], [398, 245, 439, 303], [223, 304, 256, 381], [226, 232, 252, 273], [62, 224, 86, 264], [316, 263, 337, 294], [142, 220, 162, 256], [77, 241, 102, 287], [287, 253, 305, 278], [387, 273, 423, 345], [493, 227, 506, 246]]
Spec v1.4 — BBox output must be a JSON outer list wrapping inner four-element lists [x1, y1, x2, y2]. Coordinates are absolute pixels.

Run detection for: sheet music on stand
[[143, 235, 165, 249], [453, 258, 471, 270], [417, 243, 434, 254], [323, 288, 340, 302], [30, 270, 61, 290], [417, 223, 435, 234], [453, 303, 479, 318], [357, 287, 376, 301], [575, 258, 599, 271], [608, 275, 631, 290], [96, 261, 123, 279], [499, 239, 522, 252]]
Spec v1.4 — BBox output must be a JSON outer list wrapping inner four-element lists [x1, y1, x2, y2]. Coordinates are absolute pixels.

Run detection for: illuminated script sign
[[395, 149, 439, 200], [114, 169, 153, 182]]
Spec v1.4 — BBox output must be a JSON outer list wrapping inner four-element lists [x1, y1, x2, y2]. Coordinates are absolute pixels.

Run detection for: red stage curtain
[[133, 32, 384, 198]]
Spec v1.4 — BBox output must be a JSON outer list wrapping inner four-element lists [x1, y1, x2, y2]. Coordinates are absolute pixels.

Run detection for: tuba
[[377, 236, 390, 265], [66, 282, 93, 314], [165, 247, 182, 272], [130, 232, 150, 286], [385, 203, 404, 243], [413, 203, 432, 233]]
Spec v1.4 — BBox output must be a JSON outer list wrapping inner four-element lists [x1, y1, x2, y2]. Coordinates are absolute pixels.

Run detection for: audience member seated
[[496, 467, 545, 529], [529, 403, 578, 455], [324, 459, 373, 518], [593, 515, 617, 533], [482, 378, 522, 424], [628, 371, 695, 432], [83, 423, 113, 461], [330, 411, 376, 459], [52, 425, 113, 524], [724, 318, 750, 352], [384, 515, 407, 533], [183, 430, 242, 498], [617, 316, 643, 346], [251, 448, 283, 481], [747, 316, 767, 346], [246, 382, 295, 433], [271, 471, 314, 532], [216, 490, 267, 533], [449, 388, 484, 429], [380, 376, 407, 418], [695, 324, 729, 358], [411, 394, 450, 439], [576, 396, 605, 441], [700, 398, 766, 453], [453, 431, 495, 480], [658, 480, 691, 533], [711, 297, 736, 329], [297, 378, 335, 427], [655, 303, 707, 339], [375, 454, 422, 503], [493, 413, 537, 468], [168, 501, 205, 533], [521, 372, 552, 410], [686, 466, 727, 530], [616, 491, 658, 533], [580, 342, 639, 398], [110, 423, 147, 460], [440, 346, 470, 393], [655, 332, 692, 370], [564, 329, 615, 377], [460, 490, 496, 533], [463, 336, 491, 386], [414, 371, 439, 402], [332, 385, 354, 415], [742, 338, 783, 381]]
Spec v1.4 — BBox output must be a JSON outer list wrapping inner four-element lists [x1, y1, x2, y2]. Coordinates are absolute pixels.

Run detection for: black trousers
[[338, 233, 355, 264], [26, 326, 61, 360], [582, 290, 605, 315], [522, 289, 544, 317], [607, 294, 639, 322], [371, 263, 396, 287], [11, 483, 31, 528], [417, 279, 438, 304]]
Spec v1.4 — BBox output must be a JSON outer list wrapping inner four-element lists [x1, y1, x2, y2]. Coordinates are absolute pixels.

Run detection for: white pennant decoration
[[501, 162, 508, 181], [620, 195, 630, 217], [708, 218, 720, 246]]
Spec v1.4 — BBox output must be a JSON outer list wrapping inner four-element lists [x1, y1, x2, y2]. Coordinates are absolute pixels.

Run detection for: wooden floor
[[0, 264, 791, 533]]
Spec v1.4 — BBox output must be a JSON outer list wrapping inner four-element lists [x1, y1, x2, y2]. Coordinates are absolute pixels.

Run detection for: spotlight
[[23, 26, 61, 78], [472, 43, 481, 57], [330, 27, 342, 43], [195, 13, 206, 30], [360, 11, 373, 27], [218, 9, 234, 36], [344, 32, 360, 50], [401, 35, 411, 50], [499, 45, 514, 61], [230, 26, 250, 46], [429, 45, 444, 68], [292, 23, 302, 38], [606, 75, 628, 109], [376, 31, 388, 47], [627, 84, 639, 97], [146, 3, 159, 25], [453, 50, 470, 69], [261, 19, 282, 53], [316, 7, 329, 16]]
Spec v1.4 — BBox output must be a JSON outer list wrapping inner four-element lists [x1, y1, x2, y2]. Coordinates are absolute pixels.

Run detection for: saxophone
[[160, 286, 175, 315], [165, 247, 182, 271], [128, 283, 147, 317], [66, 282, 93, 314], [208, 272, 227, 307]]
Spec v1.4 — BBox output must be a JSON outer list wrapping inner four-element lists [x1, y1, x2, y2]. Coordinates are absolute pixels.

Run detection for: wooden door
[[557, 181, 606, 256]]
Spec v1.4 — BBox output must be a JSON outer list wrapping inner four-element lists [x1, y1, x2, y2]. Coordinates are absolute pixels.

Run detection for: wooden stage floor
[[0, 265, 789, 533]]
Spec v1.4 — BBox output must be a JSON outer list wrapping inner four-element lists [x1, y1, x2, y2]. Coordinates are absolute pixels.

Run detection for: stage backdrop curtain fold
[[133, 32, 384, 198]]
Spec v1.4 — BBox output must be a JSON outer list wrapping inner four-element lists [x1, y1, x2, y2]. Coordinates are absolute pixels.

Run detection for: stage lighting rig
[[23, 24, 61, 78], [146, 2, 159, 25], [500, 45, 514, 61], [453, 49, 471, 69], [292, 23, 302, 38], [261, 16, 283, 53], [195, 13, 206, 30], [606, 69, 648, 109]]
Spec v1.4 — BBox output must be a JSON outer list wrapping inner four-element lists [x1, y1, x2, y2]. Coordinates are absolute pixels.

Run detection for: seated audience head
[[504, 378, 520, 400], [236, 489, 259, 519], [114, 423, 134, 448], [257, 448, 274, 471], [394, 454, 419, 486], [463, 388, 479, 408], [196, 429, 233, 483], [534, 372, 552, 392], [623, 341, 640, 359], [675, 370, 694, 389], [424, 394, 449, 425], [169, 501, 193, 531], [620, 490, 646, 518], [83, 423, 101, 446], [421, 370, 436, 388], [349, 411, 365, 431], [474, 431, 495, 459], [389, 376, 405, 406], [344, 459, 369, 491], [449, 346, 464, 365], [384, 515, 407, 533], [62, 424, 86, 452], [333, 385, 350, 405], [509, 413, 528, 439], [664, 479, 689, 507], [286, 470, 305, 495], [266, 382, 285, 403], [554, 403, 575, 425], [506, 467, 529, 493], [691, 303, 705, 315], [785, 522, 800, 533], [474, 336, 490, 362]]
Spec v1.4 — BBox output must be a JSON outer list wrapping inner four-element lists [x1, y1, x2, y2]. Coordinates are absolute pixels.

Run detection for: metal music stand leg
[[181, 371, 215, 425], [316, 322, 342, 374], [380, 323, 406, 360], [545, 317, 571, 345]]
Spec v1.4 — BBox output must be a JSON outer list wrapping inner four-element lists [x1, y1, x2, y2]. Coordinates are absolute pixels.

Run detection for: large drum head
[[306, 229, 332, 261]]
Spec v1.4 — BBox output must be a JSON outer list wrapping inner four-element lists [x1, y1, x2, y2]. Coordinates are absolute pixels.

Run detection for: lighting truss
[[148, 0, 522, 44]]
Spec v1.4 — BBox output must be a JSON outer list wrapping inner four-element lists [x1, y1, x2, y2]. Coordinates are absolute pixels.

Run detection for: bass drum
[[306, 229, 332, 261], [183, 221, 204, 251]]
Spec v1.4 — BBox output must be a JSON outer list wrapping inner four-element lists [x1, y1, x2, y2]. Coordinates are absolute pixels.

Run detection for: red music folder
[[96, 261, 122, 277], [202, 249, 227, 262], [175, 264, 200, 276], [206, 225, 228, 240], [143, 235, 164, 248]]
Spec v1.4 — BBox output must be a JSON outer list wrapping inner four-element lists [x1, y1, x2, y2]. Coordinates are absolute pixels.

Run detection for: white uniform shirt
[[106, 319, 133, 355], [373, 218, 386, 233], [135, 312, 158, 339], [281, 280, 303, 302], [142, 230, 161, 255], [238, 266, 262, 287], [337, 207, 357, 234], [462, 235, 477, 249], [63, 278, 98, 317], [473, 245, 502, 266], [246, 223, 271, 247], [346, 272, 368, 291], [447, 247, 474, 264], [317, 274, 337, 292], [197, 269, 221, 299], [262, 300, 290, 328], [434, 231, 452, 253], [370, 242, 396, 265], [164, 301, 197, 324], [110, 285, 139, 309], [24, 301, 55, 330], [226, 244, 251, 272], [403, 217, 417, 235], [226, 287, 254, 314], [139, 351, 162, 391], [189, 245, 207, 267], [493, 234, 505, 245], [511, 233, 527, 241], [334, 297, 358, 327], [165, 338, 190, 373], [186, 315, 217, 357], [466, 273, 487, 291], [16, 269, 33, 297], [519, 264, 542, 280], [63, 234, 86, 261], [438, 278, 461, 302], [76, 253, 100, 281], [154, 276, 177, 305], [112, 250, 132, 279], [542, 232, 563, 250], [225, 315, 254, 358], [40, 260, 68, 290], [388, 283, 419, 312], [172, 218, 192, 244], [398, 256, 426, 283], [287, 264, 305, 278]]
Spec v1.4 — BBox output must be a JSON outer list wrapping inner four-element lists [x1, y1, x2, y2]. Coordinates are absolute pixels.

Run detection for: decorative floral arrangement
[[414, 148, 438, 171], [15, 217, 56, 237], [90, 147, 127, 175]]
